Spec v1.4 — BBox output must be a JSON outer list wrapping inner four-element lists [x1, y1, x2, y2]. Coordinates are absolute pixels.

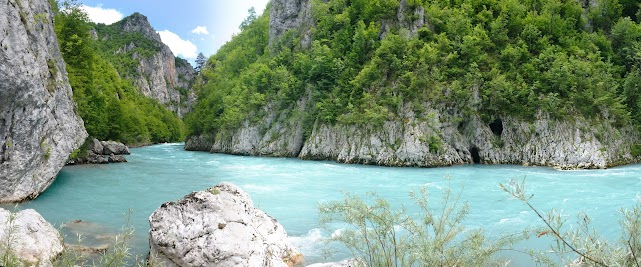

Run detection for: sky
[[78, 0, 270, 62]]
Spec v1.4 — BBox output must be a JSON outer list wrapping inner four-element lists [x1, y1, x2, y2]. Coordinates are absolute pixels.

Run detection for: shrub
[[501, 178, 641, 266], [319, 178, 527, 267], [632, 144, 641, 157], [0, 210, 23, 267]]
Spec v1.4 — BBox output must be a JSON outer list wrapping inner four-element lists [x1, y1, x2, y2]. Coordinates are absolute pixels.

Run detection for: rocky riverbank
[[186, 107, 641, 170], [66, 139, 130, 165]]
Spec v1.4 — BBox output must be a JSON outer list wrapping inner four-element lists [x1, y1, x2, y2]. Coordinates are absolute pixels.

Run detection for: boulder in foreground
[[149, 182, 304, 267], [0, 208, 63, 267]]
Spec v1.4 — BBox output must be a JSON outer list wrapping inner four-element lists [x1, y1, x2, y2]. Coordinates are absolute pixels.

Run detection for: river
[[10, 143, 641, 265]]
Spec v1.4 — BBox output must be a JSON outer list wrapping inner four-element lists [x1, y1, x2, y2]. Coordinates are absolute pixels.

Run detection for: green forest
[[187, 0, 641, 138], [51, 1, 184, 146]]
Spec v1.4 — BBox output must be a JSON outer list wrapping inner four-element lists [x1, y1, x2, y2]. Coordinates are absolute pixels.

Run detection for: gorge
[[4, 0, 641, 265]]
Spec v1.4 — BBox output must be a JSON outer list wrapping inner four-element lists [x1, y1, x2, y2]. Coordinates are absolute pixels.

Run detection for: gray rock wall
[[185, 98, 310, 157], [187, 104, 639, 169], [0, 0, 87, 203], [269, 0, 313, 49], [114, 13, 196, 118]]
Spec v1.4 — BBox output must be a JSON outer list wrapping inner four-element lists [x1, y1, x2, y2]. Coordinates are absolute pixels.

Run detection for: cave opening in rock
[[489, 118, 503, 136], [470, 147, 481, 164]]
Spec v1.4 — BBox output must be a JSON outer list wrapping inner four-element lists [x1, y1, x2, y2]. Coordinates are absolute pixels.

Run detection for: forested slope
[[186, 0, 641, 169], [52, 2, 186, 146]]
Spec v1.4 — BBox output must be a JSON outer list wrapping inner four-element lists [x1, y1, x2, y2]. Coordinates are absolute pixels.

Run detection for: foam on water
[[6, 143, 641, 265]]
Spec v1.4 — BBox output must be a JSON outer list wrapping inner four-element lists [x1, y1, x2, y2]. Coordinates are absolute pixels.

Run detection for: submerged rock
[[0, 208, 64, 267], [149, 182, 304, 267], [61, 219, 115, 261]]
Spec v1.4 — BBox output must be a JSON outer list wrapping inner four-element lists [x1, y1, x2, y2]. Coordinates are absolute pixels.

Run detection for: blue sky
[[78, 0, 270, 61]]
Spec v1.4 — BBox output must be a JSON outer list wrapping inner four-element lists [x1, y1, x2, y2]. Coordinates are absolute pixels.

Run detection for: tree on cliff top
[[195, 52, 206, 73]]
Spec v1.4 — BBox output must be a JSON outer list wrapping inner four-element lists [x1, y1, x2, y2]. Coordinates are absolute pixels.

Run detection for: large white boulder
[[149, 182, 304, 267], [0, 208, 63, 267]]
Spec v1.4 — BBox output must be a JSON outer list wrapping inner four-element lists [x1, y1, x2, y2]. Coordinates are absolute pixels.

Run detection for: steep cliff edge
[[94, 13, 196, 118], [0, 0, 87, 203], [186, 0, 641, 169]]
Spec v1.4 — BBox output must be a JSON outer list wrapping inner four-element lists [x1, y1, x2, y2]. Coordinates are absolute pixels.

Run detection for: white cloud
[[191, 26, 209, 35], [157, 30, 198, 59], [80, 5, 123, 25]]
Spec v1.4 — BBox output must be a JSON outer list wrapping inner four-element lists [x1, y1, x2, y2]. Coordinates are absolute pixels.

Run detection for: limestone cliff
[[187, 102, 639, 169], [186, 0, 641, 169], [97, 13, 196, 118], [269, 0, 312, 49], [0, 0, 87, 203]]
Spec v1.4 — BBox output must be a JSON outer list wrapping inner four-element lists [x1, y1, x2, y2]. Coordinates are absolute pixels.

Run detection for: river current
[[11, 143, 641, 265]]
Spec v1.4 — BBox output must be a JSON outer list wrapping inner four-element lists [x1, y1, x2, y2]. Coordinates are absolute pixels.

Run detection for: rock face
[[0, 0, 87, 203], [0, 208, 64, 266], [149, 183, 304, 267], [269, 0, 313, 49], [110, 13, 196, 118], [187, 104, 640, 169], [185, 98, 309, 158]]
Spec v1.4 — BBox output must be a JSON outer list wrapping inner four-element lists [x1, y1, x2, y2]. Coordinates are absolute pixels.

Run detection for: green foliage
[[427, 135, 443, 153], [185, 10, 275, 136], [92, 20, 161, 76], [1, 210, 23, 267], [42, 141, 51, 160], [189, 0, 641, 139], [502, 178, 641, 266], [53, 1, 183, 145], [631, 144, 641, 157], [319, 180, 527, 267]]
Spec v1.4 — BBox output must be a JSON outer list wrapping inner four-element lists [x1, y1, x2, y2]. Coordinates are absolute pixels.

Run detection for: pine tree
[[195, 52, 206, 73]]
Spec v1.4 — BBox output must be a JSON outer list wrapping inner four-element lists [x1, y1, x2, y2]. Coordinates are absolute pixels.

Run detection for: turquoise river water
[[8, 143, 641, 265]]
